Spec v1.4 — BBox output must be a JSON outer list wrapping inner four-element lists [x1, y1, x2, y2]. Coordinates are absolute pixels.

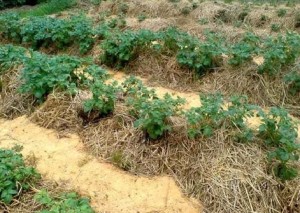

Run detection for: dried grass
[[29, 91, 85, 135], [0, 67, 35, 119], [126, 50, 199, 92]]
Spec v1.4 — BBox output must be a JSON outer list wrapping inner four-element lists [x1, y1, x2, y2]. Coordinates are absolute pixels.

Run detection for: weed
[[35, 190, 94, 213], [181, 6, 192, 15], [137, 14, 147, 22], [271, 24, 281, 32], [198, 18, 209, 25], [277, 8, 287, 17]]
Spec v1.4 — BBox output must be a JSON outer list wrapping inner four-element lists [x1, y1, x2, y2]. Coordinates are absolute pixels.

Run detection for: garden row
[[0, 13, 299, 94], [0, 148, 95, 212], [0, 44, 299, 180]]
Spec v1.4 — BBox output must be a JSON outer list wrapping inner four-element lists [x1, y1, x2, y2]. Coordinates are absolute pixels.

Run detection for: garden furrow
[[0, 116, 202, 213]]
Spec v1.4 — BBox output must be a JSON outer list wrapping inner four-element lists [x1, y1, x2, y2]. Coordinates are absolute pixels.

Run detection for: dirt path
[[0, 116, 202, 213]]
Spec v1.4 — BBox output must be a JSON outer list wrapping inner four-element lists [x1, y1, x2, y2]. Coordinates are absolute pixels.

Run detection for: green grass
[[17, 0, 76, 17]]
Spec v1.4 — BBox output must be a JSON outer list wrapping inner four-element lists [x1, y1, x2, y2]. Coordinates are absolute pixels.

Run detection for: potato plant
[[176, 32, 226, 75], [83, 80, 119, 117], [0, 0, 26, 9], [100, 29, 158, 68], [258, 32, 300, 75], [123, 77, 185, 139], [228, 32, 261, 66], [0, 149, 40, 204], [0, 14, 94, 54], [258, 107, 300, 180], [0, 45, 107, 101], [185, 93, 225, 138]]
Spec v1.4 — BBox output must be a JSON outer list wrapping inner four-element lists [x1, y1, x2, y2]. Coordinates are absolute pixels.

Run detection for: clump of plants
[[35, 190, 94, 213], [258, 32, 300, 75], [284, 68, 300, 94], [277, 8, 287, 17], [82, 80, 119, 122], [0, 14, 94, 54], [123, 77, 185, 139], [258, 107, 300, 180], [18, 51, 107, 102], [229, 32, 261, 66], [176, 31, 226, 75], [0, 149, 40, 204], [185, 94, 254, 140], [100, 29, 158, 68]]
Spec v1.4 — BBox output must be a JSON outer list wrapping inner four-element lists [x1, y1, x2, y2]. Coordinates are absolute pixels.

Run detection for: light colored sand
[[0, 116, 202, 213]]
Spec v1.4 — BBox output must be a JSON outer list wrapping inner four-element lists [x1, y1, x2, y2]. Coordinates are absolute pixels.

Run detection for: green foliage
[[123, 77, 185, 139], [198, 18, 209, 25], [35, 190, 94, 213], [176, 32, 226, 75], [0, 149, 40, 204], [284, 68, 300, 94], [186, 93, 225, 138], [277, 8, 287, 17], [83, 80, 119, 116], [0, 14, 94, 54], [0, 45, 26, 73], [258, 107, 300, 180], [181, 6, 192, 15], [258, 32, 300, 75], [0, 0, 26, 9], [19, 53, 93, 101], [90, 0, 101, 5], [271, 23, 281, 32], [137, 14, 147, 22], [0, 13, 23, 43], [100, 30, 158, 67], [186, 94, 254, 139], [229, 32, 261, 66], [0, 45, 107, 101]]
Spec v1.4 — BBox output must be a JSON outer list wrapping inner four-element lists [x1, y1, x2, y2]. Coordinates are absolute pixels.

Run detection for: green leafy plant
[[83, 80, 119, 117], [176, 32, 226, 75], [271, 23, 281, 32], [123, 77, 185, 139], [100, 29, 158, 67], [0, 14, 94, 54], [229, 32, 261, 66], [277, 8, 287, 17], [258, 32, 300, 75], [18, 50, 107, 101], [137, 14, 147, 22], [186, 94, 255, 141], [0, 149, 40, 204], [284, 68, 300, 95], [35, 190, 94, 213], [258, 107, 300, 180], [185, 93, 225, 138]]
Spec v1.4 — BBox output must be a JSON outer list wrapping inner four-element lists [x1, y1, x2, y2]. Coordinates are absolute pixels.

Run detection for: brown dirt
[[0, 116, 202, 213]]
